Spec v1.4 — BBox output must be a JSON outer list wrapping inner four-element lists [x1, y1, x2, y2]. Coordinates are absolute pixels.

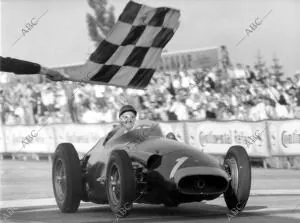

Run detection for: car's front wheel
[[106, 150, 136, 217], [52, 143, 82, 213], [223, 145, 251, 211]]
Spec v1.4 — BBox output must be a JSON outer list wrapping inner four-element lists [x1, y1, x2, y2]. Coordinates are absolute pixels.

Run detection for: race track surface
[[1, 160, 300, 223], [1, 196, 300, 223]]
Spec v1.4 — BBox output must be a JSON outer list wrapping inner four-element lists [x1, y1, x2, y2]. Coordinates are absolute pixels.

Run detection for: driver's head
[[119, 105, 137, 131]]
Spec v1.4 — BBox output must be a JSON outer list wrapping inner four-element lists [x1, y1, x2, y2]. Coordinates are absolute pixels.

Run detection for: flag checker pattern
[[66, 1, 180, 89]]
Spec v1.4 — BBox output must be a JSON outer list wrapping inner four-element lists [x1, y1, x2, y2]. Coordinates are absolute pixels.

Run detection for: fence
[[0, 119, 300, 157]]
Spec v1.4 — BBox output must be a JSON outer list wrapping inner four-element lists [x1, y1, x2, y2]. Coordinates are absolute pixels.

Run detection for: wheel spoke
[[225, 158, 239, 195], [61, 168, 65, 178], [56, 176, 66, 182], [54, 159, 66, 202], [108, 164, 122, 204], [115, 185, 121, 197]]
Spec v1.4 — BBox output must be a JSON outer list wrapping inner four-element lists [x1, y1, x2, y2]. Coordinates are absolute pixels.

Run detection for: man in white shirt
[[170, 98, 189, 120]]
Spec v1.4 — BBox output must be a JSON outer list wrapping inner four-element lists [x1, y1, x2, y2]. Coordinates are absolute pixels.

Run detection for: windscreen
[[113, 123, 164, 145]]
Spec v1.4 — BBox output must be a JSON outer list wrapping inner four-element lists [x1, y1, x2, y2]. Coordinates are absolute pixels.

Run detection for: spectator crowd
[[1, 52, 300, 125]]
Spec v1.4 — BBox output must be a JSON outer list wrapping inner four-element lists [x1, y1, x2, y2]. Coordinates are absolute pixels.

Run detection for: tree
[[270, 54, 284, 78], [86, 0, 116, 46], [254, 50, 267, 79], [63, 0, 116, 123]]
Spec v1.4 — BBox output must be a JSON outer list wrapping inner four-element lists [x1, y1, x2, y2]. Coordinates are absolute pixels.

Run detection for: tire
[[52, 143, 82, 213], [106, 150, 136, 217], [223, 145, 251, 211]]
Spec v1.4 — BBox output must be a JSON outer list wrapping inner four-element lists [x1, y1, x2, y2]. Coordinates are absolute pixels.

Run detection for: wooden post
[[48, 154, 52, 163]]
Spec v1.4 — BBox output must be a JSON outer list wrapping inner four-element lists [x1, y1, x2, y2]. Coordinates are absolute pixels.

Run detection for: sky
[[1, 0, 299, 76]]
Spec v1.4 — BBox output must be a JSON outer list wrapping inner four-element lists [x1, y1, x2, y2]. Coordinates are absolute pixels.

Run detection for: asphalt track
[[1, 160, 300, 223]]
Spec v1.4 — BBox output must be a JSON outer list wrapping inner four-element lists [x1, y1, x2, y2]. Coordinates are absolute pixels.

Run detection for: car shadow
[[8, 203, 300, 223], [79, 202, 298, 218]]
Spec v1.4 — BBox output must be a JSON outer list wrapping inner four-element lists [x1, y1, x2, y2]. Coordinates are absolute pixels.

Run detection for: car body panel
[[82, 120, 230, 204]]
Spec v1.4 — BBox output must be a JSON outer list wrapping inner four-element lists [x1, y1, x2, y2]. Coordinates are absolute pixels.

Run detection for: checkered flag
[[63, 1, 180, 89]]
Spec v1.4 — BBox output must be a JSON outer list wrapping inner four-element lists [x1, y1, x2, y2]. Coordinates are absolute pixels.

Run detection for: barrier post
[[0, 125, 7, 159], [183, 122, 189, 145], [262, 121, 272, 168], [50, 124, 58, 163]]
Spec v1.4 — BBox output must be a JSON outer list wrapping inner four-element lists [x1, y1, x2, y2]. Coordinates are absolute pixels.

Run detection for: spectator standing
[[169, 97, 189, 120]]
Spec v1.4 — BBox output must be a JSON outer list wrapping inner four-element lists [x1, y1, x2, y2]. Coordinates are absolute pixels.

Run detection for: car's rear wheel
[[223, 145, 251, 212], [106, 150, 136, 217], [52, 143, 82, 213]]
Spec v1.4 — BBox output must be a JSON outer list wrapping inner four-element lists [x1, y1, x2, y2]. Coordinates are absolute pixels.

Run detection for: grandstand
[[1, 46, 299, 125]]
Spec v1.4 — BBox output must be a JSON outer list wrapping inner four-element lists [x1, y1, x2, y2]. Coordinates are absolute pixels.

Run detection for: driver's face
[[120, 111, 136, 130]]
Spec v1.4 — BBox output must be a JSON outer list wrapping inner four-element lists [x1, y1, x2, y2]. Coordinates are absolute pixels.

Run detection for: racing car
[[52, 120, 251, 217]]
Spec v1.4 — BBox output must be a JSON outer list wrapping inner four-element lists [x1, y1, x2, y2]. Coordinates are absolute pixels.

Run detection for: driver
[[103, 105, 137, 145], [118, 104, 137, 133]]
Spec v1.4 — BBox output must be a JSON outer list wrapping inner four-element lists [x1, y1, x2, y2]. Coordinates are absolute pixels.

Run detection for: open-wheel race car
[[52, 120, 251, 217]]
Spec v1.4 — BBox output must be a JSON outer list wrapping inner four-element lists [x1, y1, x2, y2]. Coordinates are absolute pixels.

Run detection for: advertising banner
[[3, 120, 300, 158], [159, 122, 186, 143], [3, 125, 55, 153], [0, 126, 5, 153], [157, 47, 219, 72], [185, 121, 269, 157], [52, 47, 220, 77], [267, 120, 300, 156], [52, 123, 114, 154]]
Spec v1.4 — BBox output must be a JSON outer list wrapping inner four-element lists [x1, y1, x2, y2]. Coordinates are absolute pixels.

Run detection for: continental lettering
[[198, 131, 232, 146], [281, 130, 300, 148]]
